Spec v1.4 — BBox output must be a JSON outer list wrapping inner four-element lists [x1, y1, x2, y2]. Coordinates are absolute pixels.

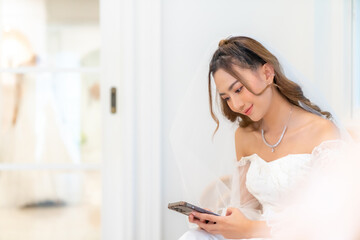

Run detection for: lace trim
[[236, 155, 254, 167], [311, 139, 346, 156], [308, 139, 346, 170]]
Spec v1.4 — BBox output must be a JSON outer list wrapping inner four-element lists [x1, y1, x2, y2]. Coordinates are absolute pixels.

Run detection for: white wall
[[161, 0, 352, 239]]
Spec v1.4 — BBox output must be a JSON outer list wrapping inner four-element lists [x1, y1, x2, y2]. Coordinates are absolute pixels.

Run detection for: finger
[[192, 212, 218, 225], [197, 220, 220, 234], [188, 214, 195, 223], [189, 214, 206, 225], [226, 207, 234, 216], [194, 218, 211, 224], [189, 212, 204, 223], [190, 216, 204, 227], [204, 208, 217, 222], [192, 212, 219, 222]]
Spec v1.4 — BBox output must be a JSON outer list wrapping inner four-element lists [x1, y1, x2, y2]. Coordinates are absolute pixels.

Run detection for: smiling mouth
[[244, 105, 253, 115]]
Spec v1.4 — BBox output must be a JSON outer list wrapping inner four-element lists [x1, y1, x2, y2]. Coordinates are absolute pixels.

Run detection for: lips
[[243, 104, 253, 115]]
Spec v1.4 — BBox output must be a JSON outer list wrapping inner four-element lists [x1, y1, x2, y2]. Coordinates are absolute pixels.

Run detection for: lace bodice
[[233, 140, 345, 221], [241, 153, 312, 217]]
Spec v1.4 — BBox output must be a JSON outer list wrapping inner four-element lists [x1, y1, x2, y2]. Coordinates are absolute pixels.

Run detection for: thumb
[[226, 207, 235, 216]]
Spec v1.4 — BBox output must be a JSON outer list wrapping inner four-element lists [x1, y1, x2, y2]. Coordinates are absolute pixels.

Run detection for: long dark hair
[[208, 36, 331, 133]]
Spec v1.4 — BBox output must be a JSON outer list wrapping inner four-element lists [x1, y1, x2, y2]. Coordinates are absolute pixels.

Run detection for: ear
[[261, 63, 275, 84]]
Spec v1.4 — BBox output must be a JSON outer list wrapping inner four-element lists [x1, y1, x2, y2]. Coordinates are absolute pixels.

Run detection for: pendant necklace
[[261, 106, 293, 153]]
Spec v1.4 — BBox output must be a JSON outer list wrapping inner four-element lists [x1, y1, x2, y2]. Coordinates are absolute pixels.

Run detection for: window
[[0, 0, 101, 239]]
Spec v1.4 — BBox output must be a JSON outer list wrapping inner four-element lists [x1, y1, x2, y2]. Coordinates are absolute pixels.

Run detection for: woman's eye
[[223, 97, 230, 101], [235, 86, 243, 93]]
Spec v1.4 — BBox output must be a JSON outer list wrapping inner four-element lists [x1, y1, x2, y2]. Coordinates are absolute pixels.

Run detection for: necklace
[[261, 106, 293, 153]]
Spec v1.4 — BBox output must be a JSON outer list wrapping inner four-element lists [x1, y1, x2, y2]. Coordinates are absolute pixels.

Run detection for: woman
[[177, 36, 344, 239]]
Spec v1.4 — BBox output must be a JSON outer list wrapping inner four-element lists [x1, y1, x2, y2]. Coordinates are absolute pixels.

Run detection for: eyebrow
[[219, 80, 240, 96]]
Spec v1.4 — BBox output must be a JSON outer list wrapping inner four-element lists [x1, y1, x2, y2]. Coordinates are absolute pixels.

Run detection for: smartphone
[[168, 201, 220, 217]]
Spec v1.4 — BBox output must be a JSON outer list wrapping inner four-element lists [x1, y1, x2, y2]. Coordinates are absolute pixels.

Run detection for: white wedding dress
[[179, 140, 344, 240]]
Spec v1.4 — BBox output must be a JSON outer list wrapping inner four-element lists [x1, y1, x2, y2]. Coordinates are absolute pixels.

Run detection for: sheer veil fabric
[[170, 38, 360, 239]]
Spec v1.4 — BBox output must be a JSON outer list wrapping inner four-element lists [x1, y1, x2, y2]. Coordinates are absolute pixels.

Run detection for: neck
[[261, 91, 293, 134]]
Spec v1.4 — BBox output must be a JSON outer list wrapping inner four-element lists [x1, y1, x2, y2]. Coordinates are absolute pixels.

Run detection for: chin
[[248, 115, 261, 122]]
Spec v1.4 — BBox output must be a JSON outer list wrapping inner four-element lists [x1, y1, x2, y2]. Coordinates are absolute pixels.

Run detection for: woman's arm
[[189, 208, 271, 239], [188, 127, 271, 238]]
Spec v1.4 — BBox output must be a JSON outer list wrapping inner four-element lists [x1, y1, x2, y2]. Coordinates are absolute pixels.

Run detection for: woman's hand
[[188, 207, 254, 239]]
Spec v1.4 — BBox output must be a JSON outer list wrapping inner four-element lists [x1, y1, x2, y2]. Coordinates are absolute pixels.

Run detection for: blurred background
[[0, 0, 359, 239]]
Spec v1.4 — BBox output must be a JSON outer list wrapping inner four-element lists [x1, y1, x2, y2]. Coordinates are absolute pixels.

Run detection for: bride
[[174, 36, 355, 239]]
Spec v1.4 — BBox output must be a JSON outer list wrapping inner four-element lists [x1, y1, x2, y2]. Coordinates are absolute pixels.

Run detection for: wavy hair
[[208, 36, 331, 133]]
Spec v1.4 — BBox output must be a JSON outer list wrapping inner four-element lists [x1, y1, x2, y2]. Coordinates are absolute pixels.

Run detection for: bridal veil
[[170, 36, 360, 239]]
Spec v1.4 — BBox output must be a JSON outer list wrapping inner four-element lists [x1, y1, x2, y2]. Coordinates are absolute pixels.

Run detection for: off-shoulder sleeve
[[229, 156, 262, 220], [309, 139, 347, 170], [236, 156, 250, 167]]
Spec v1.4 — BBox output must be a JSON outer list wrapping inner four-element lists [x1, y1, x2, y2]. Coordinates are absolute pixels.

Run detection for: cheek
[[248, 75, 268, 95], [242, 88, 254, 100], [262, 89, 273, 107], [239, 88, 257, 106], [253, 90, 273, 117]]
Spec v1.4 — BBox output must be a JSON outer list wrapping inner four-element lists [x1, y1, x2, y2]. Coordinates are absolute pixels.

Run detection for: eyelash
[[235, 86, 243, 93], [223, 87, 243, 101]]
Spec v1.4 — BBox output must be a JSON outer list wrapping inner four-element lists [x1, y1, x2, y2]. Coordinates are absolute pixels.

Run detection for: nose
[[230, 96, 244, 112]]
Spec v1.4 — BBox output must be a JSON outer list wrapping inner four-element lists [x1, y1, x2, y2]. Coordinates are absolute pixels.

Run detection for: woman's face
[[213, 64, 273, 122]]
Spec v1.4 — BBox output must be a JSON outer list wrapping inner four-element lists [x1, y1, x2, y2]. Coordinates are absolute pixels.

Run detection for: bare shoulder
[[307, 114, 340, 143], [235, 126, 255, 160]]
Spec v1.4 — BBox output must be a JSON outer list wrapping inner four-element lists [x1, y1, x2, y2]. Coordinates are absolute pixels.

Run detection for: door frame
[[100, 0, 162, 239]]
